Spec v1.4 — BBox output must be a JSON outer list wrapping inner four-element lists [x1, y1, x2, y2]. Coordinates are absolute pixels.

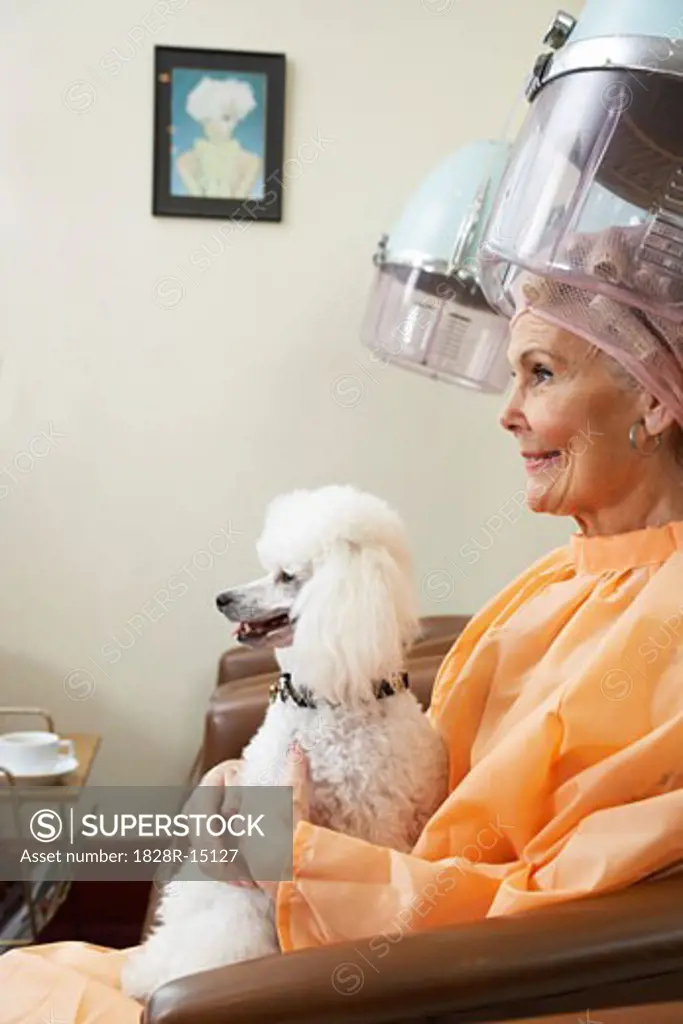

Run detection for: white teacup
[[0, 731, 75, 776]]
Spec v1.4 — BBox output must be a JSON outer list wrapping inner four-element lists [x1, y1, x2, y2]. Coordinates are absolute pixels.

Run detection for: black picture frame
[[153, 46, 286, 222]]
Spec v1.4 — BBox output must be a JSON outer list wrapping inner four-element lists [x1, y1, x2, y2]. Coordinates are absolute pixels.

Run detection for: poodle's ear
[[291, 542, 419, 704]]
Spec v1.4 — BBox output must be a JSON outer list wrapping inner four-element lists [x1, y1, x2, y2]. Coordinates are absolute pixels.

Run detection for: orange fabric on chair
[[0, 942, 140, 1022]]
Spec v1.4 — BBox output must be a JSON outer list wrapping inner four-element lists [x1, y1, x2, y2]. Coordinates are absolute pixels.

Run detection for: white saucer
[[4, 754, 79, 783]]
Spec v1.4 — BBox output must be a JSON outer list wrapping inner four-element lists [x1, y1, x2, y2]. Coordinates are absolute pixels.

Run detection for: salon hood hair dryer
[[360, 139, 512, 394], [479, 0, 683, 324]]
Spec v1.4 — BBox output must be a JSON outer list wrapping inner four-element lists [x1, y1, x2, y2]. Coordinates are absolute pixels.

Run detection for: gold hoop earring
[[629, 419, 662, 455]]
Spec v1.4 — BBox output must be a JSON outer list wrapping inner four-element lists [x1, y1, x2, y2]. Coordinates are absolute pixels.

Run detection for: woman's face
[[204, 115, 237, 141], [500, 313, 646, 519]]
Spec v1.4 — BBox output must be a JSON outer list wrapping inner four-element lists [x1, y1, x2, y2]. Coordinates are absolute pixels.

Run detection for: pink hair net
[[509, 226, 683, 428]]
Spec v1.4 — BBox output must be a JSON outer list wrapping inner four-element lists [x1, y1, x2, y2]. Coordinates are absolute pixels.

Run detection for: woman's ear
[[641, 393, 678, 438]]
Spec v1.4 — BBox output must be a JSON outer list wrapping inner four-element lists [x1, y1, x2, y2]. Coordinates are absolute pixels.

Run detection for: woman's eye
[[278, 571, 295, 585], [532, 363, 553, 384]]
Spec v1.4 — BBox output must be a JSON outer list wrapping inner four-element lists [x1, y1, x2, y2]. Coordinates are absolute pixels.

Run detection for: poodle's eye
[[277, 570, 296, 585]]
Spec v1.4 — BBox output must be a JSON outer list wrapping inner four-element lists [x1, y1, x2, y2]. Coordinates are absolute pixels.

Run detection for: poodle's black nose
[[216, 592, 233, 611]]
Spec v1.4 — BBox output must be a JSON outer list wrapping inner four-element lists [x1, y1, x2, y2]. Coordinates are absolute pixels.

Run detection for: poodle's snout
[[216, 591, 233, 612]]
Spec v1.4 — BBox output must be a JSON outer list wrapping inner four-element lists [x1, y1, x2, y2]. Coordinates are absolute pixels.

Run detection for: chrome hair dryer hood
[[361, 140, 512, 394], [479, 0, 683, 324]]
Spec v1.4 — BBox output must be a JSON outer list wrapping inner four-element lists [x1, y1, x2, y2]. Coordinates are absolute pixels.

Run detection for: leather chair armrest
[[414, 614, 470, 645], [217, 647, 280, 686], [144, 873, 683, 1024]]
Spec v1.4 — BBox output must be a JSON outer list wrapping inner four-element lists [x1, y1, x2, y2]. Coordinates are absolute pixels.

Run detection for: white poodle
[[122, 485, 449, 1000]]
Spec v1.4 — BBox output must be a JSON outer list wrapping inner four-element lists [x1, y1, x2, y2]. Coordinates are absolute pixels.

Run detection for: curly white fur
[[122, 485, 448, 1001]]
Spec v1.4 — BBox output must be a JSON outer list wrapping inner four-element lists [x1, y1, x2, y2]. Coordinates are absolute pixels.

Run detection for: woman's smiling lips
[[522, 450, 563, 474]]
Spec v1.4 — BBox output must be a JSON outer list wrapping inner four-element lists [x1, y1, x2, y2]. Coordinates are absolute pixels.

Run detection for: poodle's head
[[216, 486, 420, 703]]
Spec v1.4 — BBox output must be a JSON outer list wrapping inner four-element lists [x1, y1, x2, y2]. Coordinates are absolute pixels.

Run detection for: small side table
[[0, 709, 101, 950]]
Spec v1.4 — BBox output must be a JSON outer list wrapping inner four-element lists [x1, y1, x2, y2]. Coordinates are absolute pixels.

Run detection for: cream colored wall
[[0, 0, 582, 784]]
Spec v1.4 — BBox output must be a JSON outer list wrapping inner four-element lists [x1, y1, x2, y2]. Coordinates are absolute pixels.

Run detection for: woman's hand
[[177, 759, 245, 882], [183, 748, 311, 893], [241, 743, 311, 899], [199, 758, 242, 790], [287, 742, 312, 830]]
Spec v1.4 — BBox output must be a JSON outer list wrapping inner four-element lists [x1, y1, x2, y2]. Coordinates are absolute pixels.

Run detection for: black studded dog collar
[[268, 671, 409, 709]]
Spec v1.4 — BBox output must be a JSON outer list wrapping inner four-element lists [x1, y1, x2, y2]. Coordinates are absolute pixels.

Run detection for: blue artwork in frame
[[153, 46, 286, 221]]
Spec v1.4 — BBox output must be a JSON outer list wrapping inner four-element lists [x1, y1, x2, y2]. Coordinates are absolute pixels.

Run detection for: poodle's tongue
[[234, 614, 289, 642]]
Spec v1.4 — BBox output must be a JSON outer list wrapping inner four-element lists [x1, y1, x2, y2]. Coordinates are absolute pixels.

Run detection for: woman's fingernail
[[287, 742, 303, 764]]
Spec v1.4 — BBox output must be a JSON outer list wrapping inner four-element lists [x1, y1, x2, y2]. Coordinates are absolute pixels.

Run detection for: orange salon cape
[[3, 523, 683, 1021]]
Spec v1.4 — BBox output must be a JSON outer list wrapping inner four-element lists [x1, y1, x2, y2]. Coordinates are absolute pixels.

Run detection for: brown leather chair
[[142, 615, 683, 1024]]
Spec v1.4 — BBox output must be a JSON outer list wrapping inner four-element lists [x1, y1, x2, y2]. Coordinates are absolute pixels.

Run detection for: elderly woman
[[272, 277, 683, 949], [3, 279, 683, 1019]]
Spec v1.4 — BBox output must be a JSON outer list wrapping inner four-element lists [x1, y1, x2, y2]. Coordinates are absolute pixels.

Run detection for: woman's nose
[[499, 387, 525, 434]]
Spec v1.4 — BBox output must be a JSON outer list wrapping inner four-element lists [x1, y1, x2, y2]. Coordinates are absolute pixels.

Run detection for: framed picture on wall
[[153, 46, 286, 221]]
